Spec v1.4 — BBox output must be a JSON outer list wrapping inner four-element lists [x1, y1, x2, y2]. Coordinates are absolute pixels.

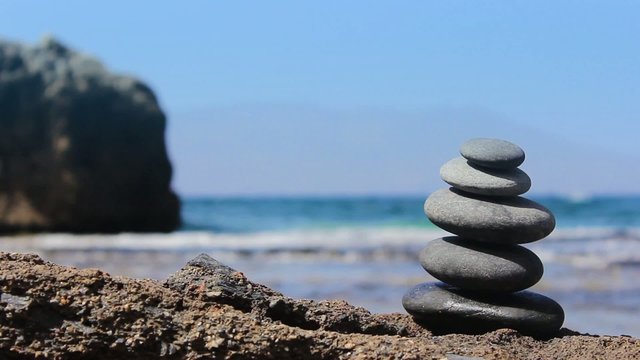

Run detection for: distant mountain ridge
[[169, 105, 640, 196]]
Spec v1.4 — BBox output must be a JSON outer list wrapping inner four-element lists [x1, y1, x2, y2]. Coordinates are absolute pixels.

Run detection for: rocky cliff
[[0, 37, 179, 233], [0, 252, 638, 359]]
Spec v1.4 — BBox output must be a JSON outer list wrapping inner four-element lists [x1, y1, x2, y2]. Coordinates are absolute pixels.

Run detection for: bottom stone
[[402, 282, 564, 337]]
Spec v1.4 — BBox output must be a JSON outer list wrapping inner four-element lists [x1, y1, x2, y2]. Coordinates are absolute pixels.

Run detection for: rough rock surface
[[1, 252, 639, 359], [0, 37, 179, 233]]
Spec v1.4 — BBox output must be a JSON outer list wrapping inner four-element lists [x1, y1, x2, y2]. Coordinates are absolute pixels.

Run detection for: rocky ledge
[[0, 252, 637, 359]]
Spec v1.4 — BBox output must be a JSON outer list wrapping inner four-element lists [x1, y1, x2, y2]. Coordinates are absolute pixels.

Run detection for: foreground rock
[[1, 252, 639, 359], [0, 37, 179, 233]]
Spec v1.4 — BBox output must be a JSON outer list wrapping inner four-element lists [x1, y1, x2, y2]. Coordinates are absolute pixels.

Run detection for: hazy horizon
[[168, 104, 640, 197], [2, 1, 639, 196]]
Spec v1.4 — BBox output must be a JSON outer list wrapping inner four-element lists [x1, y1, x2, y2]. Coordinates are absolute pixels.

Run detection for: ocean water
[[2, 195, 640, 337]]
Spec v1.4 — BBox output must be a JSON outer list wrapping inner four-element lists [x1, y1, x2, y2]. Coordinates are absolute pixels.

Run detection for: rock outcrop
[[0, 37, 179, 233], [1, 252, 639, 359]]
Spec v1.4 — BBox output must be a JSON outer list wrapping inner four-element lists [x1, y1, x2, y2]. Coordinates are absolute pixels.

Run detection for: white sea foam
[[1, 226, 640, 269]]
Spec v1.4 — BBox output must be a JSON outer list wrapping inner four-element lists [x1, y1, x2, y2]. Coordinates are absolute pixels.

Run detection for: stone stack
[[402, 138, 564, 337]]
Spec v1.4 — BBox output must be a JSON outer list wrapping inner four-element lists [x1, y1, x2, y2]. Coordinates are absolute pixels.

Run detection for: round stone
[[402, 282, 564, 337], [440, 157, 531, 196], [419, 237, 543, 292], [460, 138, 525, 169], [424, 188, 555, 244]]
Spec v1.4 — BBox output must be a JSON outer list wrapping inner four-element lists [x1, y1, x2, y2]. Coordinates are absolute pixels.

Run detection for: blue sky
[[1, 1, 639, 195]]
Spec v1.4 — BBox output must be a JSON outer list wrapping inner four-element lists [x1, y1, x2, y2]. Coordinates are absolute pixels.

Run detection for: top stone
[[460, 138, 525, 169]]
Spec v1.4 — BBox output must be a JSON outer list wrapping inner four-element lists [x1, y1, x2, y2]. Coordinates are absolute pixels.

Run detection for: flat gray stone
[[440, 157, 531, 196], [402, 282, 564, 337], [460, 138, 525, 169], [420, 237, 543, 292], [424, 188, 555, 244]]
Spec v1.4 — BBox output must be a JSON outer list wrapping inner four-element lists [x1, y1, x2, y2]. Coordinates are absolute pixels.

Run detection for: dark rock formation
[[0, 37, 179, 233], [1, 252, 639, 359], [164, 254, 418, 336]]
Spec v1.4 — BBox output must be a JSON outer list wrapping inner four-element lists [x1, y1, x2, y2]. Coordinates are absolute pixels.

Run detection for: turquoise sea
[[181, 195, 640, 232], [2, 195, 640, 337]]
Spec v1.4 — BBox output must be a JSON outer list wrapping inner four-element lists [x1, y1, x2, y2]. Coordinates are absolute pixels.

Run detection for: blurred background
[[1, 1, 639, 336]]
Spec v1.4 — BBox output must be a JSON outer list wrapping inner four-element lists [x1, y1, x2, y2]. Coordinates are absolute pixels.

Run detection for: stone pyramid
[[402, 138, 564, 337]]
